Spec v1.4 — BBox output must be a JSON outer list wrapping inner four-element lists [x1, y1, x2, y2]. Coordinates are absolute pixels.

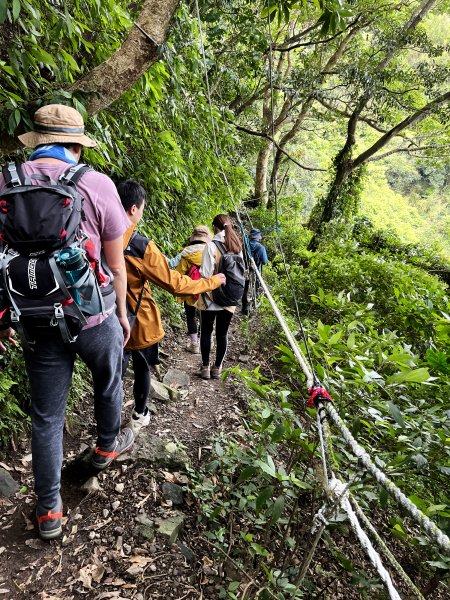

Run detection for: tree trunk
[[74, 0, 180, 116], [0, 0, 180, 158], [307, 90, 450, 251], [254, 141, 273, 206], [270, 99, 313, 188], [269, 24, 361, 186]]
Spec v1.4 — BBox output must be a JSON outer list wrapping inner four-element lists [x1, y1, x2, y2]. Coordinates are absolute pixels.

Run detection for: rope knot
[[307, 386, 332, 408]]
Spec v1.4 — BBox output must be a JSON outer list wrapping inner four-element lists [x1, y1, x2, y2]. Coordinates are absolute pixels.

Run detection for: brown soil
[[0, 315, 446, 599], [0, 317, 250, 599]]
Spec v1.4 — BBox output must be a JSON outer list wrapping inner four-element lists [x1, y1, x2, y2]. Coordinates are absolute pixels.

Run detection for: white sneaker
[[129, 408, 150, 433], [187, 341, 200, 354]]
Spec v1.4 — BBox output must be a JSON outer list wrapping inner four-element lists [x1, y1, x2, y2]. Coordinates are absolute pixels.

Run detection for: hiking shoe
[[187, 341, 200, 354], [211, 365, 222, 379], [36, 494, 63, 540], [129, 407, 150, 434], [199, 365, 210, 380], [91, 427, 135, 470]]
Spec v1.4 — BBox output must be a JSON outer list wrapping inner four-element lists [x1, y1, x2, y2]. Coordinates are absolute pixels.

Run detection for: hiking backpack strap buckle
[[4, 162, 22, 187], [10, 309, 35, 351], [51, 303, 77, 344], [59, 163, 90, 186]]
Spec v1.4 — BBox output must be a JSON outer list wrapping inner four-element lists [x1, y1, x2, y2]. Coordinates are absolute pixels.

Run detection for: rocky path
[[0, 317, 250, 599]]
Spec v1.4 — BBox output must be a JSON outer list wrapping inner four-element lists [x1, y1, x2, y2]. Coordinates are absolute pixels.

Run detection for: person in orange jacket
[[117, 180, 225, 432]]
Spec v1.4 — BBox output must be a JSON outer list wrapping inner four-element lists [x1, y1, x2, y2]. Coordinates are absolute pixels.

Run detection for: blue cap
[[248, 229, 262, 241]]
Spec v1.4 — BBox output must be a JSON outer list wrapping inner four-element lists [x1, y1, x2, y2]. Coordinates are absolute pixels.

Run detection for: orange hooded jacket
[[123, 225, 222, 350]]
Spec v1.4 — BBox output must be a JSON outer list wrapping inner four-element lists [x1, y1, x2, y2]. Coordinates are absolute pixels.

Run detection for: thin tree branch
[[352, 91, 450, 168], [314, 96, 389, 134], [273, 30, 347, 51], [235, 125, 326, 172], [366, 143, 450, 162]]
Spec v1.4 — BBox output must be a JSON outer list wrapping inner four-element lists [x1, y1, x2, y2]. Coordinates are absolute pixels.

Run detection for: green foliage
[[0, 0, 131, 138], [0, 343, 92, 444], [0, 345, 28, 444], [352, 217, 450, 284], [1, 2, 449, 594], [189, 370, 318, 598], [240, 209, 450, 580], [273, 229, 449, 350], [263, 0, 352, 33]]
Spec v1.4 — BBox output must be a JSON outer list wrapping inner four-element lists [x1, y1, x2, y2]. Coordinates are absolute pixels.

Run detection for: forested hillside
[[0, 0, 449, 598]]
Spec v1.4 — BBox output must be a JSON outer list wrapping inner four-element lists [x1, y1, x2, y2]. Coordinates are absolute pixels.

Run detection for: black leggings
[[200, 310, 233, 368], [184, 302, 198, 335], [122, 344, 159, 414]]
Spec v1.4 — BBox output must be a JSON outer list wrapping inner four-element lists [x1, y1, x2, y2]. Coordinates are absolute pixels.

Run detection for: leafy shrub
[[0, 345, 29, 444], [269, 233, 449, 351], [353, 217, 450, 285]]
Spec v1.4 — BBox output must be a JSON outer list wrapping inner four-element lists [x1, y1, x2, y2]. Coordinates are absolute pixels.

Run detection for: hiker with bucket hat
[[0, 104, 134, 540], [171, 225, 213, 354]]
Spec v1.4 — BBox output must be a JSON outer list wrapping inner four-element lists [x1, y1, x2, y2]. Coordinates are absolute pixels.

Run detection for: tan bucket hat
[[190, 225, 212, 244], [18, 104, 97, 148]]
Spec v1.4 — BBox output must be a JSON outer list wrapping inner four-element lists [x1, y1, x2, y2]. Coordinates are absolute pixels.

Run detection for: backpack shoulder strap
[[131, 283, 146, 316], [2, 162, 24, 188], [59, 163, 91, 186], [212, 240, 226, 256]]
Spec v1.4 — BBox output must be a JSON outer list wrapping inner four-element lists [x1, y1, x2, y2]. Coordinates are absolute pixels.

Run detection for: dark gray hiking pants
[[23, 313, 124, 509]]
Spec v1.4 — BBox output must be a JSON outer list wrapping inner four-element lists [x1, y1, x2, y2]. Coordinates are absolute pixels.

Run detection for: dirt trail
[[0, 317, 249, 599]]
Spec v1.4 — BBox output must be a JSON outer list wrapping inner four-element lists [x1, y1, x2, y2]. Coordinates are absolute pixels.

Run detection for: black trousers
[[200, 309, 233, 367], [122, 343, 159, 414], [184, 302, 198, 335]]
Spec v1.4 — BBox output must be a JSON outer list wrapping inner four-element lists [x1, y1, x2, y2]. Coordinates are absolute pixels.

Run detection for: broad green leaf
[[256, 485, 274, 514], [387, 402, 405, 427], [329, 331, 343, 345], [260, 414, 274, 432], [271, 423, 286, 442], [427, 560, 450, 570], [250, 542, 270, 556], [12, 0, 20, 20], [255, 459, 276, 477], [0, 0, 6, 23], [237, 466, 257, 483], [387, 353, 415, 367], [347, 332, 356, 349], [32, 47, 57, 68], [215, 442, 224, 457], [386, 368, 430, 385], [269, 495, 285, 524], [408, 494, 428, 512]]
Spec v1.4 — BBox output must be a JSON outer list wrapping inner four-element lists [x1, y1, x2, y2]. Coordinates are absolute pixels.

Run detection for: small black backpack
[[211, 240, 245, 306], [0, 162, 112, 347]]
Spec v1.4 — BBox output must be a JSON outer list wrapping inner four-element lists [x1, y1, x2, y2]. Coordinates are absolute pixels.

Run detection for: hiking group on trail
[[0, 104, 268, 542]]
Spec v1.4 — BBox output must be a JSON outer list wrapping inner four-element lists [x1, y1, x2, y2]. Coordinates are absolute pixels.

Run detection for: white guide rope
[[193, 0, 450, 563], [251, 257, 314, 389], [322, 401, 450, 555], [328, 477, 402, 600]]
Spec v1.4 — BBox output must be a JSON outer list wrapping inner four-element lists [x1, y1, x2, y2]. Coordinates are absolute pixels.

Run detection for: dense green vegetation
[[1, 0, 449, 597]]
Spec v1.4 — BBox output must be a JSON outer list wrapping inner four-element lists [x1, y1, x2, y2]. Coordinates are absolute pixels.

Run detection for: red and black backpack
[[0, 162, 112, 347]]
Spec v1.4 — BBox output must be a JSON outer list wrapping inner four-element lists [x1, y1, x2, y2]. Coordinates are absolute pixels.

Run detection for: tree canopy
[[0, 1, 449, 596]]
